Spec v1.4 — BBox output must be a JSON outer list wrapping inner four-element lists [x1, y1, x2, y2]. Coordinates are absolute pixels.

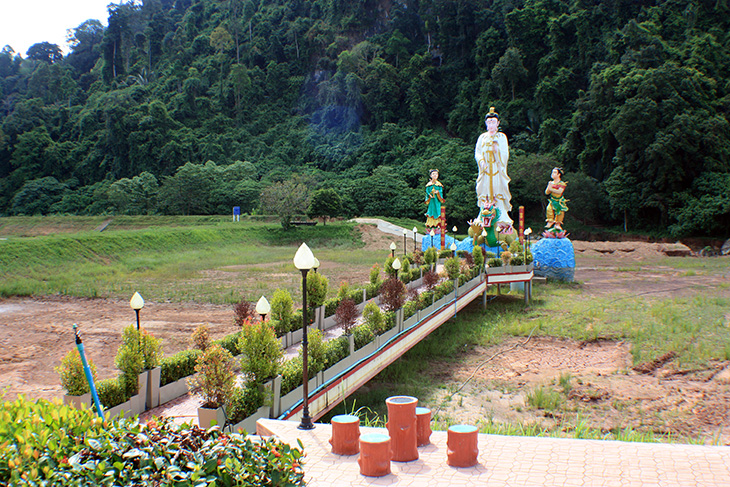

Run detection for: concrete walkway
[[353, 218, 422, 244], [256, 418, 730, 487]]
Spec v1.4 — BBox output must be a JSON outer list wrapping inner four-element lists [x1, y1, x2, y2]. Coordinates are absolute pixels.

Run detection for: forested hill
[[1, 0, 729, 237]]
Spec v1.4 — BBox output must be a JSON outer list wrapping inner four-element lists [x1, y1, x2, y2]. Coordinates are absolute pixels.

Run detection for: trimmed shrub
[[487, 257, 503, 268], [403, 300, 417, 320], [96, 376, 127, 409], [226, 381, 265, 425], [323, 336, 349, 367], [160, 349, 202, 386], [141, 329, 163, 369], [444, 257, 460, 280], [422, 270, 439, 290], [306, 272, 329, 309], [270, 289, 294, 335], [280, 357, 303, 396], [238, 319, 283, 382], [55, 349, 97, 396], [362, 301, 385, 334], [302, 328, 327, 375], [352, 323, 375, 350], [369, 263, 381, 285], [215, 331, 242, 356], [114, 325, 143, 396], [424, 247, 438, 267], [472, 245, 485, 269]]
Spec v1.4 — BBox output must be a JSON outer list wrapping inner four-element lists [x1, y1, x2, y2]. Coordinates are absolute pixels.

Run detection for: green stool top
[[360, 433, 390, 443], [449, 424, 478, 434], [332, 414, 359, 424]]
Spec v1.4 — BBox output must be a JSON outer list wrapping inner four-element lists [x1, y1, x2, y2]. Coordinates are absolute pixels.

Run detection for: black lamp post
[[450, 242, 457, 258], [294, 243, 316, 430], [430, 229, 435, 249], [390, 242, 396, 258], [412, 227, 418, 253], [130, 292, 144, 331], [402, 230, 407, 256]]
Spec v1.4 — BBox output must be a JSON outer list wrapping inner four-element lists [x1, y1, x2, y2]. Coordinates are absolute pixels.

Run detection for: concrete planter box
[[129, 393, 145, 415], [136, 372, 149, 411], [232, 405, 269, 435], [105, 399, 132, 419], [63, 393, 90, 410], [159, 377, 189, 404], [198, 406, 226, 429], [259, 375, 281, 418], [145, 366, 161, 409], [323, 356, 351, 383]]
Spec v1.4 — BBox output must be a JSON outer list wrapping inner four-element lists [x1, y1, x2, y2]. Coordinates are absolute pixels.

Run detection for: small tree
[[191, 324, 211, 351], [140, 329, 163, 370], [423, 270, 439, 291], [424, 247, 438, 268], [306, 271, 329, 312], [472, 246, 485, 270], [114, 325, 143, 397], [307, 188, 342, 225], [369, 264, 382, 285], [335, 298, 358, 334], [362, 301, 386, 335], [444, 257, 460, 280], [190, 344, 236, 409]]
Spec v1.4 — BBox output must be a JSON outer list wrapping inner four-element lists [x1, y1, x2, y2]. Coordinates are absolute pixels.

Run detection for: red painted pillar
[[440, 206, 446, 250], [519, 206, 524, 246]]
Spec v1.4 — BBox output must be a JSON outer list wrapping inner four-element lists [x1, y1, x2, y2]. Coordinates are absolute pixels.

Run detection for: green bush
[[444, 257, 460, 280], [348, 288, 364, 304], [191, 324, 211, 351], [306, 271, 329, 309], [433, 280, 455, 301], [215, 330, 242, 356], [280, 357, 303, 396], [353, 323, 375, 350], [238, 321, 283, 382], [270, 288, 294, 335], [160, 349, 202, 386], [369, 263, 381, 285], [114, 325, 143, 396], [472, 246, 485, 269], [55, 349, 97, 396], [323, 336, 349, 368], [362, 301, 385, 334], [96, 376, 128, 409], [226, 381, 265, 425], [141, 329, 163, 369], [0, 395, 304, 486], [324, 296, 341, 318], [424, 247, 438, 266], [438, 249, 452, 259], [302, 328, 327, 375], [487, 257, 503, 268], [403, 300, 417, 319]]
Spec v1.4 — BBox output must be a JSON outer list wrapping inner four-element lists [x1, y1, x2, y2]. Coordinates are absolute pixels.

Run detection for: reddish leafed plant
[[233, 299, 256, 326], [379, 277, 406, 312], [422, 270, 439, 291], [335, 298, 358, 334]]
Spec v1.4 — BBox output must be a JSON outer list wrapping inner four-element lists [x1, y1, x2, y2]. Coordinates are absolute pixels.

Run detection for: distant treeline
[[1, 0, 728, 237]]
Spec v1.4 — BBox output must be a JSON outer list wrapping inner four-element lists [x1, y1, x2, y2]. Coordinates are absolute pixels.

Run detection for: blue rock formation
[[532, 237, 575, 281]]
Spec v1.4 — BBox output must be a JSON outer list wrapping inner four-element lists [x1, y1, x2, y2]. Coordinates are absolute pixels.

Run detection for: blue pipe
[[277, 279, 483, 420], [74, 324, 104, 418]]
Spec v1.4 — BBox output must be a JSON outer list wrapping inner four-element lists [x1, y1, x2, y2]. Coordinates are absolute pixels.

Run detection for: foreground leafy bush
[[0, 395, 304, 486]]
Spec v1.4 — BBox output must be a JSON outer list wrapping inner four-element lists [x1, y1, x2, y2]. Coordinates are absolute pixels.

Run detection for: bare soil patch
[[1, 228, 728, 444]]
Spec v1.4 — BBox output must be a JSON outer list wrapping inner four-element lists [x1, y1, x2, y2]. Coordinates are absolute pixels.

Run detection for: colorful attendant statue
[[545, 167, 568, 231], [475, 107, 512, 226], [424, 168, 445, 230]]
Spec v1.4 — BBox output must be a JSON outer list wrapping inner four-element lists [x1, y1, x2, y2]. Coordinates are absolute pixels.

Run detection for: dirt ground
[[1, 224, 729, 444]]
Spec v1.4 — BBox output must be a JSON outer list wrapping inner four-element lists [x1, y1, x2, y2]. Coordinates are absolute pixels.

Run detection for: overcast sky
[[0, 1, 111, 56]]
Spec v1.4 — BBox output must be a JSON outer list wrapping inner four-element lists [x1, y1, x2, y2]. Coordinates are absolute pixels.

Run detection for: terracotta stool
[[447, 424, 479, 467], [358, 433, 391, 477], [415, 407, 432, 446], [385, 395, 418, 462], [329, 414, 360, 455]]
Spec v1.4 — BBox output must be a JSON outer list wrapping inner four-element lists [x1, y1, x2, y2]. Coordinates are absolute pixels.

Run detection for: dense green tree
[[307, 188, 341, 224]]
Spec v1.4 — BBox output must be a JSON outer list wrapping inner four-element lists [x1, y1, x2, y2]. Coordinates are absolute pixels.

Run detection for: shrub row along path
[[1, 223, 729, 445]]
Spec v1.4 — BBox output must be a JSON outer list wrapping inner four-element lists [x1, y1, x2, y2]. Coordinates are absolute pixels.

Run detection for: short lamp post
[[402, 229, 407, 256], [293, 243, 316, 430], [430, 229, 435, 249], [313, 257, 320, 274], [130, 292, 144, 331], [390, 242, 396, 258], [392, 257, 401, 279], [256, 295, 270, 322], [450, 242, 457, 258], [412, 226, 418, 253], [525, 227, 533, 252]]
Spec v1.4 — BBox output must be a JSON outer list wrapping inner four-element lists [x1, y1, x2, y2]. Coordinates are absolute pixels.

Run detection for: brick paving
[[256, 419, 730, 487]]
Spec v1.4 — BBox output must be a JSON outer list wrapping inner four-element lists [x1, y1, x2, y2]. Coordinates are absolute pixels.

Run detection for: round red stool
[[415, 407, 432, 446], [385, 395, 418, 462], [447, 424, 479, 467], [358, 433, 391, 477], [329, 414, 360, 455]]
